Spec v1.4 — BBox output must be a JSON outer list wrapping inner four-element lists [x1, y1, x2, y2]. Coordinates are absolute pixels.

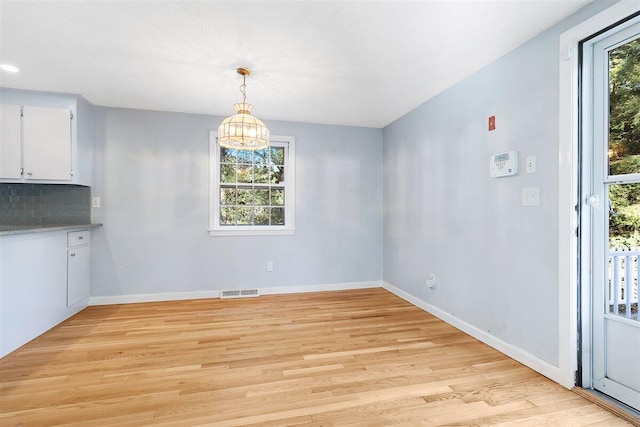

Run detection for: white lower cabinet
[[0, 229, 91, 358], [67, 231, 90, 307]]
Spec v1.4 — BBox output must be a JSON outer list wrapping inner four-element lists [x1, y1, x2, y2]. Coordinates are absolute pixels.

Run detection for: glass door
[[585, 20, 640, 411]]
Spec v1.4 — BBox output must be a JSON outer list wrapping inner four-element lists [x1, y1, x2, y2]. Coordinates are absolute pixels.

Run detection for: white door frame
[[558, 0, 640, 390]]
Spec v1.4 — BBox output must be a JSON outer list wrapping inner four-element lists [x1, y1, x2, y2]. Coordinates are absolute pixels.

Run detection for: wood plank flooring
[[0, 288, 633, 426]]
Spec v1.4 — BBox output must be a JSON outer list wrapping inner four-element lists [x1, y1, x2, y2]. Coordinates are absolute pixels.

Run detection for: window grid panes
[[218, 145, 287, 227]]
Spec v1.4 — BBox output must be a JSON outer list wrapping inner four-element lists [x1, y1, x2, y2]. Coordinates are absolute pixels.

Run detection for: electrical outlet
[[92, 197, 101, 208], [426, 273, 436, 289], [266, 261, 274, 272], [522, 187, 540, 206]]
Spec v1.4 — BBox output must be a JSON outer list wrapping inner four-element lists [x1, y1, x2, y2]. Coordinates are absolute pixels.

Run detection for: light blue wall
[[1, 0, 623, 376], [90, 107, 383, 296], [382, 0, 619, 367]]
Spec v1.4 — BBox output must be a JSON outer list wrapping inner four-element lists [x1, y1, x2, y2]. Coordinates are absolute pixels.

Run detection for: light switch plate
[[525, 156, 536, 174], [92, 197, 101, 208]]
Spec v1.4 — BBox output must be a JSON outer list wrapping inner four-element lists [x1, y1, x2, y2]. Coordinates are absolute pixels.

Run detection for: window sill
[[208, 228, 296, 237]]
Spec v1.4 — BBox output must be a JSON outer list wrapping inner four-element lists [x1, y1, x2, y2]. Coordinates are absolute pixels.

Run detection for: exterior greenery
[[219, 146, 286, 226], [608, 38, 640, 248]]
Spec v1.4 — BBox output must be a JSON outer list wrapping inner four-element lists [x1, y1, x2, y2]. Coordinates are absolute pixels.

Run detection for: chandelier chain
[[239, 75, 247, 104]]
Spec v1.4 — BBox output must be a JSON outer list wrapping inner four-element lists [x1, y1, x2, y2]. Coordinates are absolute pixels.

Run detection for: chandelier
[[217, 67, 270, 150]]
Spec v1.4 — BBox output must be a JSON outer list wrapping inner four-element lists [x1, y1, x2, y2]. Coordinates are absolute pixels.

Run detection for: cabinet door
[[23, 106, 72, 181], [0, 104, 22, 179], [67, 245, 90, 307]]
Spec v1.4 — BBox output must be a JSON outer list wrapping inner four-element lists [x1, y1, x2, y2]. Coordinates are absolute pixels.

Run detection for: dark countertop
[[0, 223, 103, 237]]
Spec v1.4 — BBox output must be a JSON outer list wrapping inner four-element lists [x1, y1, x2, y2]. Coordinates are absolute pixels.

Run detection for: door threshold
[[573, 387, 640, 426]]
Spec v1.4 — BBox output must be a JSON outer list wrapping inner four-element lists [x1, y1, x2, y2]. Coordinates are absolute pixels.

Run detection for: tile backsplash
[[0, 184, 90, 226]]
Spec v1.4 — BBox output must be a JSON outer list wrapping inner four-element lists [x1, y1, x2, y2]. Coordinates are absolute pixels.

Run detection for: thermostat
[[490, 151, 519, 178]]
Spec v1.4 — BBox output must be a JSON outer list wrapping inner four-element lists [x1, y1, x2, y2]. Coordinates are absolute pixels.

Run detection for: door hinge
[[70, 110, 74, 120]]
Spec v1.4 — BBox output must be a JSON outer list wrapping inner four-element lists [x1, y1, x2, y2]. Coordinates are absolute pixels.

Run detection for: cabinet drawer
[[67, 230, 89, 247]]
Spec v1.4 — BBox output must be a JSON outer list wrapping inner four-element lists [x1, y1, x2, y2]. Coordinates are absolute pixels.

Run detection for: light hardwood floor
[[0, 288, 633, 426]]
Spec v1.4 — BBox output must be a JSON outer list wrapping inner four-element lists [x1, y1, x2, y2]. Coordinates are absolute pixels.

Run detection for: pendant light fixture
[[218, 67, 270, 150]]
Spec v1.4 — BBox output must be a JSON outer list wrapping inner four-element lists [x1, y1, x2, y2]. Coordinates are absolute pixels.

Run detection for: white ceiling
[[0, 0, 591, 128]]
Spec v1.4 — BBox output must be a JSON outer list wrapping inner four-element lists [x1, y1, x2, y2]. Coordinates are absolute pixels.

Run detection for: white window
[[209, 132, 295, 236]]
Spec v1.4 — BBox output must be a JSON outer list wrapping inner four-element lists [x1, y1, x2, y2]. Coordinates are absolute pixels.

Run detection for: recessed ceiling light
[[0, 64, 20, 73]]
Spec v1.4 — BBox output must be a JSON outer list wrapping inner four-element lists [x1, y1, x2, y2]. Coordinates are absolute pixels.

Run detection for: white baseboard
[[89, 290, 222, 305], [259, 281, 382, 296], [382, 282, 564, 387], [89, 281, 382, 306]]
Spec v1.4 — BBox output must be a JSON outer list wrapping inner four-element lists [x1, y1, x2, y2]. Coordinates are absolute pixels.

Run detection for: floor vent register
[[220, 289, 260, 299]]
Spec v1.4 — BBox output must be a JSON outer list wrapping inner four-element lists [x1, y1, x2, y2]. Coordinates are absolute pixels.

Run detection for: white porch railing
[[608, 249, 640, 320]]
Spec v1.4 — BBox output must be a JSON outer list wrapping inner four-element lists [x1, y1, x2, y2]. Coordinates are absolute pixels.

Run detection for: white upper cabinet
[[0, 89, 92, 186], [0, 104, 22, 179], [23, 106, 72, 181]]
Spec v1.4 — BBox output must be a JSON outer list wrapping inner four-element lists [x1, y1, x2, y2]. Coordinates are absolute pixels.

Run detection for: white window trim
[[558, 1, 640, 390], [208, 132, 296, 237]]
